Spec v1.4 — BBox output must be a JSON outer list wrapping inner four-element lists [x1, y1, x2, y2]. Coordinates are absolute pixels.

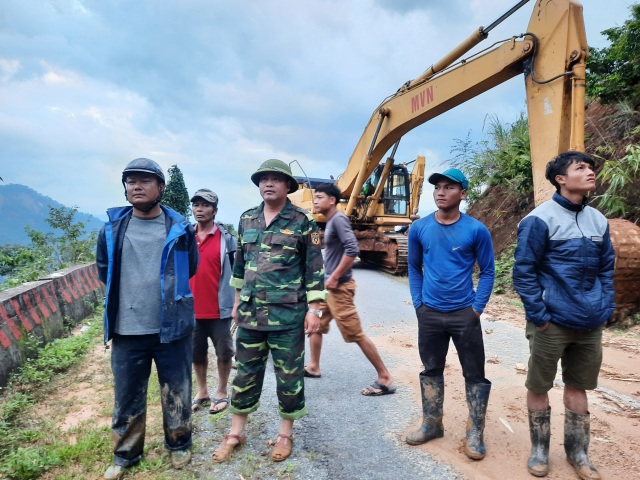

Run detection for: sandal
[[209, 397, 229, 415], [191, 397, 210, 412], [361, 380, 397, 396], [271, 433, 294, 462], [212, 433, 246, 463]]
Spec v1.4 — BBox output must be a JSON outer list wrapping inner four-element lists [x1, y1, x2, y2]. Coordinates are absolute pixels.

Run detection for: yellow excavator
[[292, 155, 424, 274], [289, 0, 640, 299]]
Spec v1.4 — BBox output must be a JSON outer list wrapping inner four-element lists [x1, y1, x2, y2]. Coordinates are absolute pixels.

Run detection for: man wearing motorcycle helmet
[[97, 158, 198, 478]]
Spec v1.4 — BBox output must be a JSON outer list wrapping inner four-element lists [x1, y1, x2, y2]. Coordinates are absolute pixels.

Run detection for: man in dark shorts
[[513, 151, 615, 479], [304, 182, 394, 396], [189, 189, 237, 415]]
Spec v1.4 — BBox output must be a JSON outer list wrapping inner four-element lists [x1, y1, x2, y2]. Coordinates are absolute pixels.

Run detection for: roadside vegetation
[[449, 113, 532, 205], [0, 312, 104, 479], [0, 206, 97, 291], [587, 4, 640, 107], [0, 307, 197, 480]]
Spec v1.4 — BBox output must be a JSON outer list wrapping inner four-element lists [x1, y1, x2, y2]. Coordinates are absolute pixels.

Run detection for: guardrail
[[0, 263, 104, 387]]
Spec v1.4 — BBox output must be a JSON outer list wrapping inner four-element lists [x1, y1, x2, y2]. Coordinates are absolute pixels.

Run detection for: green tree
[[594, 144, 640, 219], [162, 164, 190, 218], [46, 206, 96, 267], [587, 4, 640, 106], [0, 206, 97, 289], [449, 113, 532, 205], [222, 223, 237, 237]]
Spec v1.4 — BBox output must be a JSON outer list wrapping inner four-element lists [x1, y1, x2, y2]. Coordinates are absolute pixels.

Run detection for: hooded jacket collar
[[106, 204, 188, 224], [552, 192, 588, 213]]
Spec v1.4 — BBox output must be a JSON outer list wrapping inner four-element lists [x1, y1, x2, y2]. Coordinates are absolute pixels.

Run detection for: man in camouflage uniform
[[212, 159, 327, 463]]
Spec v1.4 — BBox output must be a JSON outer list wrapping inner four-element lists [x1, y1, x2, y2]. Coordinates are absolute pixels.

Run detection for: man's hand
[[472, 309, 481, 319], [232, 289, 240, 323], [325, 275, 339, 290], [536, 322, 550, 332], [304, 311, 321, 336]]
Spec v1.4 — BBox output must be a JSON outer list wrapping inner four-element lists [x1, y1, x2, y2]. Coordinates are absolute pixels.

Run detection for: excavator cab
[[360, 160, 414, 219], [382, 165, 411, 216]]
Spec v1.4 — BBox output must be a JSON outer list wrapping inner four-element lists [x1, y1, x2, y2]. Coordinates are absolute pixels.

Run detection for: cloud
[[0, 0, 633, 225]]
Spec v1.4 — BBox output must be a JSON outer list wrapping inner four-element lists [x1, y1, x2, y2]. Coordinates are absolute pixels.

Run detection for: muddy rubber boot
[[564, 409, 601, 480], [406, 375, 444, 445], [464, 381, 491, 460], [527, 407, 551, 477]]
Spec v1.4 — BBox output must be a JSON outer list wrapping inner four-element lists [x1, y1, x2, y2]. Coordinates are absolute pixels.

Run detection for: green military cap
[[251, 159, 299, 194]]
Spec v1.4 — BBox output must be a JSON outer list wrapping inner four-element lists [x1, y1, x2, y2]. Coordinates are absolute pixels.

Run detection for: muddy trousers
[[414, 305, 491, 456], [110, 334, 193, 467], [416, 305, 488, 382], [230, 326, 307, 420]]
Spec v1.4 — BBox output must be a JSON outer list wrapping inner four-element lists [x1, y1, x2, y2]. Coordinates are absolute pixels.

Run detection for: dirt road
[[356, 267, 640, 480], [188, 265, 640, 479]]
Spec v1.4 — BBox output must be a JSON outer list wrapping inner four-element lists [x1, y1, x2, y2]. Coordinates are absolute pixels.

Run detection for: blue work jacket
[[513, 193, 615, 330], [96, 205, 198, 343]]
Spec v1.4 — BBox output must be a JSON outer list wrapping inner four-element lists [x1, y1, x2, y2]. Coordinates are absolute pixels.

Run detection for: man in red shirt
[[189, 189, 238, 414]]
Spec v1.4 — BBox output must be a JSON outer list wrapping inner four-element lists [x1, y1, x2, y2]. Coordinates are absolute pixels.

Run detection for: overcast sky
[[0, 0, 633, 226]]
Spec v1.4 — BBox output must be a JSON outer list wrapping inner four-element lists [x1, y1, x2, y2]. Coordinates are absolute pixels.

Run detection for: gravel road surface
[[188, 265, 463, 480]]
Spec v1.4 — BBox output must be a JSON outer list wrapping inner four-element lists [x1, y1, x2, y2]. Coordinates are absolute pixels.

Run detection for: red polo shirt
[[189, 224, 222, 319]]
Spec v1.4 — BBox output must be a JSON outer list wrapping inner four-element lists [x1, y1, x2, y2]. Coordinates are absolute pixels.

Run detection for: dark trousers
[[230, 327, 307, 420], [110, 334, 193, 466], [416, 305, 488, 384]]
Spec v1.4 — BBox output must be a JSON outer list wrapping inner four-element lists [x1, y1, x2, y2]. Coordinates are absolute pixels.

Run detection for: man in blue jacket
[[513, 151, 615, 480], [407, 168, 495, 461], [96, 158, 198, 479]]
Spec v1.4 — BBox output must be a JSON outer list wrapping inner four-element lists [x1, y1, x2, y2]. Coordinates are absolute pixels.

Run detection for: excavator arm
[[338, 0, 588, 213], [289, 0, 590, 275]]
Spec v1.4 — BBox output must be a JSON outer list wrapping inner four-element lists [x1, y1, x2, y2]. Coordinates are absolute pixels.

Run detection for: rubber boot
[[564, 409, 601, 480], [464, 381, 491, 460], [406, 375, 444, 445], [527, 407, 551, 477]]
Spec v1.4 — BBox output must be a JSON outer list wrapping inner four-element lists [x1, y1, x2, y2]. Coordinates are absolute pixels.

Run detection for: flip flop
[[209, 397, 230, 415], [191, 397, 210, 411], [303, 367, 321, 378], [361, 380, 396, 396]]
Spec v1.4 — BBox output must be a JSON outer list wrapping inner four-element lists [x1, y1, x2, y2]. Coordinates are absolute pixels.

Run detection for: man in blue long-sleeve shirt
[[406, 168, 495, 461]]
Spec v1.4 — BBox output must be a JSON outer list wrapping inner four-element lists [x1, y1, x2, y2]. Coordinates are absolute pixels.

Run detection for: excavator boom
[[290, 0, 590, 274], [338, 0, 588, 210]]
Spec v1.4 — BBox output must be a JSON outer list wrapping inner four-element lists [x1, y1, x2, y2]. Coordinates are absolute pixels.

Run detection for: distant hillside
[[0, 184, 104, 245]]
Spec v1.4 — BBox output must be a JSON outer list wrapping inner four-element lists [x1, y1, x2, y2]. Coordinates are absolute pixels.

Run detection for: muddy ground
[[37, 265, 640, 479]]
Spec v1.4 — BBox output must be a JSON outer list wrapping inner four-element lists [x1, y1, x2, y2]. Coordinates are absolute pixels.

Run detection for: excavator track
[[354, 231, 409, 275]]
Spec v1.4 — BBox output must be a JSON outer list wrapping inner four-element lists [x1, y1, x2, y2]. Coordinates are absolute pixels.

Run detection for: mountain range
[[0, 184, 105, 245]]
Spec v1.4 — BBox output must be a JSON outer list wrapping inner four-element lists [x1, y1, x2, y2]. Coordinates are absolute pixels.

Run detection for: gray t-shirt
[[323, 211, 359, 284], [116, 212, 166, 335]]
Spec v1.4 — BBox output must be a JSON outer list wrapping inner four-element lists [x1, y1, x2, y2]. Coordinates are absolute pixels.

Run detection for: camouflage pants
[[230, 326, 308, 420]]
